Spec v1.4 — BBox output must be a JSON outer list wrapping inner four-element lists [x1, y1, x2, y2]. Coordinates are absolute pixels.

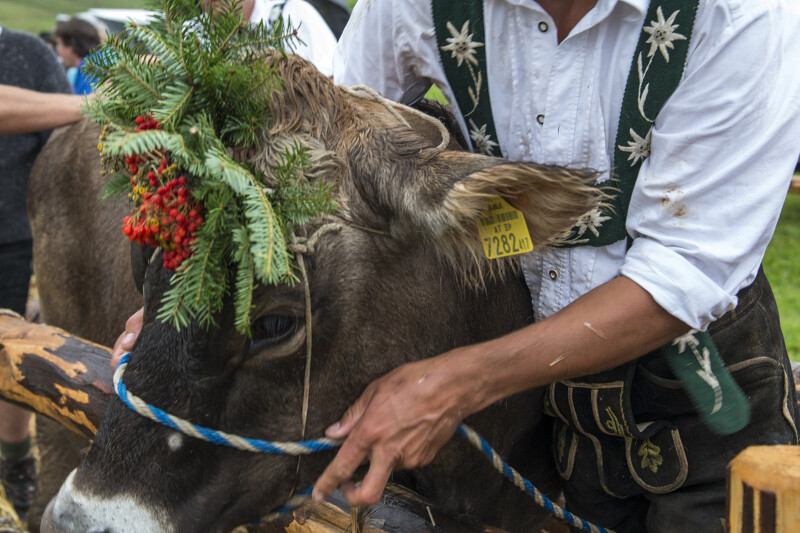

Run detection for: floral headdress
[[85, 0, 336, 333]]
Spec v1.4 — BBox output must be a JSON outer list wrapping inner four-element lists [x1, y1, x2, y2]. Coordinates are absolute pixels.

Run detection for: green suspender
[[431, 1, 502, 157], [432, 0, 749, 435]]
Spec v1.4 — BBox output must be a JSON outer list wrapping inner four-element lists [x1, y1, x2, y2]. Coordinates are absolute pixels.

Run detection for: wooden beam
[[0, 311, 111, 439]]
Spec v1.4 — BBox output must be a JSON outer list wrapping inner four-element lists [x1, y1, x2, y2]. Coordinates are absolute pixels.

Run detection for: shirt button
[[536, 114, 545, 125], [548, 269, 558, 280], [539, 21, 549, 32]]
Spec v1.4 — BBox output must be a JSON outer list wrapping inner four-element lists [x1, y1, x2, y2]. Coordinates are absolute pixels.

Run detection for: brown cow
[[35, 54, 601, 533]]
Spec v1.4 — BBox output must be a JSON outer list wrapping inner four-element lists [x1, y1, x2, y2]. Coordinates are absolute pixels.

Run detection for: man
[[54, 18, 102, 95], [202, 0, 338, 77], [306, 1, 800, 532], [0, 25, 72, 524]]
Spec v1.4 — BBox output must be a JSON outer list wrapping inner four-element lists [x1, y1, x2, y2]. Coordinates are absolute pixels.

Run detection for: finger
[[110, 331, 132, 371], [341, 454, 395, 507], [110, 307, 144, 372], [124, 307, 145, 340], [312, 435, 370, 502], [325, 385, 376, 439]]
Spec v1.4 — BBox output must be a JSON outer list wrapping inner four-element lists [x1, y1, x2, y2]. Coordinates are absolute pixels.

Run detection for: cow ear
[[394, 153, 603, 254]]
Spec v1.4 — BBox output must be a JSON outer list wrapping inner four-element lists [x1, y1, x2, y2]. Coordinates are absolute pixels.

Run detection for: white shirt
[[251, 0, 337, 77], [334, 0, 800, 330]]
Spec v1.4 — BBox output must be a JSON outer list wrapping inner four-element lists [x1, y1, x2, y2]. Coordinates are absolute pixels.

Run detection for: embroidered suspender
[[431, 1, 502, 157], [432, 0, 749, 435]]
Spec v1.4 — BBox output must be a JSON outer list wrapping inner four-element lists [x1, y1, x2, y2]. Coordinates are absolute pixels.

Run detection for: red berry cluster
[[133, 113, 161, 132], [121, 115, 205, 271]]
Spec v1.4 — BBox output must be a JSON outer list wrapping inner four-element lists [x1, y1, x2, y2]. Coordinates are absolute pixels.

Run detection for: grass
[[763, 190, 800, 361], [0, 0, 149, 34]]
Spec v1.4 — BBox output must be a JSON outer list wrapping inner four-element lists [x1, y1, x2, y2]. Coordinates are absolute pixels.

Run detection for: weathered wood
[[0, 311, 111, 440], [727, 445, 800, 533]]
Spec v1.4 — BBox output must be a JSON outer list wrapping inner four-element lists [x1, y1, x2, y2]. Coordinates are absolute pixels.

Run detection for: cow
[[33, 53, 602, 533]]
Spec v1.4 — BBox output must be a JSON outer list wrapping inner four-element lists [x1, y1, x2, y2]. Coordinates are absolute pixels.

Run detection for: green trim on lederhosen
[[431, 1, 502, 157], [431, 0, 749, 435]]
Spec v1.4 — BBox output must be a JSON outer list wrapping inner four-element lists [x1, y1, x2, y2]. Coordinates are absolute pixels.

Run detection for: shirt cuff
[[619, 237, 738, 330]]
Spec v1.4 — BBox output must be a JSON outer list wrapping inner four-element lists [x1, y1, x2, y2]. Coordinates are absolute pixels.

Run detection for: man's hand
[[312, 354, 472, 507], [111, 307, 144, 371]]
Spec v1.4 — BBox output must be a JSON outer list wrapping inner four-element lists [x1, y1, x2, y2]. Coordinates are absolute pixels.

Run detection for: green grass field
[[0, 0, 149, 34], [763, 190, 800, 361]]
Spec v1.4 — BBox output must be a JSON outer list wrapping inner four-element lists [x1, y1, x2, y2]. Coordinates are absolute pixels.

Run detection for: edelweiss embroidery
[[643, 7, 687, 62], [575, 207, 612, 240], [619, 126, 652, 166], [441, 20, 483, 67], [440, 20, 485, 118], [618, 7, 685, 157], [468, 118, 499, 155]]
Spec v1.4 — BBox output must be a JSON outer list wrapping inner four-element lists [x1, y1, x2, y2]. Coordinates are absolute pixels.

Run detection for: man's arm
[[312, 275, 689, 506], [0, 85, 85, 134]]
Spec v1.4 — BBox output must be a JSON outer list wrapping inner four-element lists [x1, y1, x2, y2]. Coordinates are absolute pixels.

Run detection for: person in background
[[0, 24, 72, 524], [0, 85, 85, 134], [202, 0, 338, 77], [54, 18, 101, 95]]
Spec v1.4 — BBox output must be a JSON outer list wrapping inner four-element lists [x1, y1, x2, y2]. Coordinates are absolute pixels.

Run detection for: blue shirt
[[73, 57, 95, 95]]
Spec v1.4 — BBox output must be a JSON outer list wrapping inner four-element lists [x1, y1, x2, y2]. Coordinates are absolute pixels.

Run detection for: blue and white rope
[[113, 353, 341, 455], [114, 352, 613, 532], [456, 425, 613, 533]]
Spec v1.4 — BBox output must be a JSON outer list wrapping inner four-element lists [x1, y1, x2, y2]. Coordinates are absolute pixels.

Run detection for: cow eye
[[250, 314, 299, 349], [249, 311, 305, 360]]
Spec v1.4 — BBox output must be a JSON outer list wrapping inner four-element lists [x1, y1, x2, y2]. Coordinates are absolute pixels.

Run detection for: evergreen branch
[[232, 228, 255, 334], [245, 185, 283, 284], [213, 19, 248, 59], [129, 23, 185, 78], [157, 282, 190, 330], [156, 84, 195, 128], [192, 236, 216, 307], [118, 62, 162, 99], [90, 0, 329, 332]]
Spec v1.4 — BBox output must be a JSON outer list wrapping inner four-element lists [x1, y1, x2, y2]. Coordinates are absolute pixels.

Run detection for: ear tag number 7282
[[476, 197, 533, 259]]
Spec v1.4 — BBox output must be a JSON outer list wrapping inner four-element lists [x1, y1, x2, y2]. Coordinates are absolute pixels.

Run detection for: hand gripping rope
[[113, 352, 614, 532]]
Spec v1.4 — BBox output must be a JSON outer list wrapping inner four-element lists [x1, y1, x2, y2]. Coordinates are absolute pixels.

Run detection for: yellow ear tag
[[477, 197, 533, 259]]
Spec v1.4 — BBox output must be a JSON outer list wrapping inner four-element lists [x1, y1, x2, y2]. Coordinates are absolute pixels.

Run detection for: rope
[[113, 353, 341, 455], [113, 353, 612, 532], [456, 425, 614, 533]]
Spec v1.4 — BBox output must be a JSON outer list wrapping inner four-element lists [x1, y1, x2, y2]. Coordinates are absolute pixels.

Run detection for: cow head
[[43, 54, 600, 533]]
